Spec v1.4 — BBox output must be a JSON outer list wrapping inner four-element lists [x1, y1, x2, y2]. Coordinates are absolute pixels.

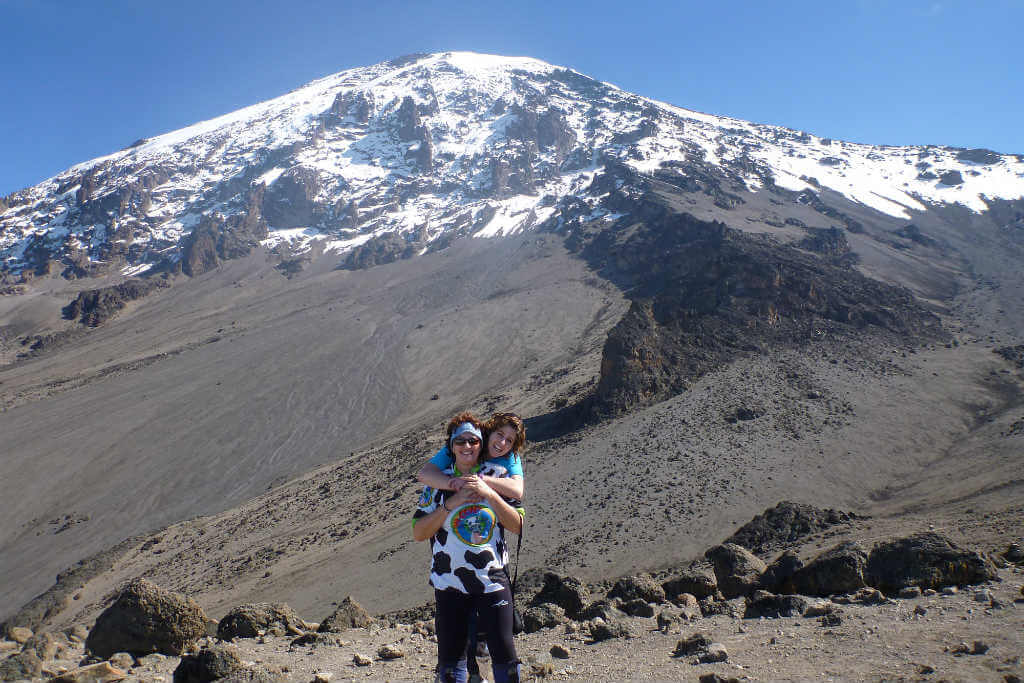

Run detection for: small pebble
[[352, 653, 372, 667]]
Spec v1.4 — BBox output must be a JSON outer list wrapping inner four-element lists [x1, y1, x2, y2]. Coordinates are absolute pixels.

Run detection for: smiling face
[[488, 425, 517, 459], [451, 434, 482, 471]]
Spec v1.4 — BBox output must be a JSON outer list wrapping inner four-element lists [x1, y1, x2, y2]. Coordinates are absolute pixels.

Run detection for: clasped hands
[[447, 474, 495, 505]]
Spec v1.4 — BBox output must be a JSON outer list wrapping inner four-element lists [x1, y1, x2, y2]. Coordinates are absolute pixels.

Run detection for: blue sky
[[1, 0, 1021, 197]]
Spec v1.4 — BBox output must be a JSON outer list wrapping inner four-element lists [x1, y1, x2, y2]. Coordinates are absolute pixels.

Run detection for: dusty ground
[[12, 564, 1023, 682]]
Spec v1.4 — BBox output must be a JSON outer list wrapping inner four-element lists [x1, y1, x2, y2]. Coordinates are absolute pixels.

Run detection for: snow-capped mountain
[[1, 51, 1022, 278]]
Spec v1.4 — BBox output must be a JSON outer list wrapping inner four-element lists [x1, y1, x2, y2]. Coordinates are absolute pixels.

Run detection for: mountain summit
[[2, 51, 1022, 278]]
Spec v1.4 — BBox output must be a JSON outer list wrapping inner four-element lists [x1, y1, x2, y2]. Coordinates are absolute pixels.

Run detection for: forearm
[[413, 505, 449, 541], [487, 493, 523, 535], [482, 474, 523, 501], [417, 462, 456, 491]]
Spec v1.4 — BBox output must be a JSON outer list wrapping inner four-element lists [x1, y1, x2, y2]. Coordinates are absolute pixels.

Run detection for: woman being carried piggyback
[[417, 411, 525, 501], [412, 412, 524, 683]]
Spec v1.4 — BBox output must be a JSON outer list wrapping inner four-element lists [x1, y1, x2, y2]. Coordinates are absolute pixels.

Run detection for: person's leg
[[474, 584, 520, 683], [434, 590, 471, 683], [466, 608, 480, 678]]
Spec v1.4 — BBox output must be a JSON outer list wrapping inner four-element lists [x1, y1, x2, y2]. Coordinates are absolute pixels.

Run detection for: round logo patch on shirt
[[449, 504, 496, 546]]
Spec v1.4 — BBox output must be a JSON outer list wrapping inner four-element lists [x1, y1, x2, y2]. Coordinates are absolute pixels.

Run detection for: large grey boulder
[[173, 643, 245, 683], [704, 544, 766, 598], [607, 573, 665, 604], [317, 597, 374, 633], [865, 532, 999, 593], [758, 550, 804, 593], [791, 542, 868, 597], [521, 604, 568, 633], [85, 578, 207, 658], [531, 572, 590, 619], [662, 562, 718, 601], [216, 603, 308, 641], [743, 590, 812, 618]]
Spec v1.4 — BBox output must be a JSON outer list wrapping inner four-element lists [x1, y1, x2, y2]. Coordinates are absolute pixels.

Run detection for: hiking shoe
[[468, 675, 489, 683]]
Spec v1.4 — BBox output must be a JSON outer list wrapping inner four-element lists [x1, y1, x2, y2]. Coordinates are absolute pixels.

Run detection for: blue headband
[[450, 422, 482, 447]]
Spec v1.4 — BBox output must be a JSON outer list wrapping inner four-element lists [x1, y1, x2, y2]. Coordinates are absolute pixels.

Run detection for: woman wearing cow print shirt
[[413, 412, 524, 683]]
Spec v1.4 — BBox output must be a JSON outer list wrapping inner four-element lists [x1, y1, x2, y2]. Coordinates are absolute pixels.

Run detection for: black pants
[[435, 577, 519, 683]]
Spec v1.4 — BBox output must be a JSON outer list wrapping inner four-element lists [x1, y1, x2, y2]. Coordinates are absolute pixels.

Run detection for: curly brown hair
[[485, 411, 526, 456], [444, 411, 485, 444]]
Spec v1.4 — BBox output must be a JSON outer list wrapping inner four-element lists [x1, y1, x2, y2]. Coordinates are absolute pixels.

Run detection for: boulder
[[521, 604, 567, 633], [173, 644, 245, 683], [217, 603, 308, 641], [758, 551, 804, 593], [704, 544, 767, 598], [833, 587, 887, 605], [699, 643, 728, 664], [317, 597, 374, 633], [51, 661, 127, 683], [588, 619, 631, 642], [698, 597, 746, 618], [85, 578, 207, 658], [577, 600, 621, 622], [865, 533, 999, 594], [7, 627, 32, 645], [620, 599, 655, 617], [531, 572, 590, 618], [608, 574, 665, 604], [743, 591, 812, 618], [108, 653, 134, 670], [377, 644, 404, 660], [673, 632, 712, 657], [289, 633, 340, 647], [0, 650, 43, 681], [791, 542, 868, 597], [662, 563, 718, 601]]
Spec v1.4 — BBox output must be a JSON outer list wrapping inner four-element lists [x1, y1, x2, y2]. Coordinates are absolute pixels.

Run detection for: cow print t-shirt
[[412, 461, 524, 594]]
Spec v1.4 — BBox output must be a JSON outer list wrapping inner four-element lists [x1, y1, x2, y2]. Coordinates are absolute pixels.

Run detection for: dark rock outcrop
[[262, 167, 324, 228], [704, 544, 766, 599], [569, 209, 944, 419], [85, 578, 207, 658], [939, 170, 964, 186], [865, 532, 999, 594], [63, 279, 169, 326], [216, 603, 308, 641], [791, 542, 868, 597], [725, 501, 858, 555], [797, 227, 857, 266], [182, 186, 268, 277], [339, 232, 420, 270]]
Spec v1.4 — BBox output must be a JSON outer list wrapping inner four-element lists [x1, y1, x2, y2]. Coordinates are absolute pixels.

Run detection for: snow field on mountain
[[3, 51, 1023, 274]]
